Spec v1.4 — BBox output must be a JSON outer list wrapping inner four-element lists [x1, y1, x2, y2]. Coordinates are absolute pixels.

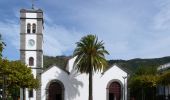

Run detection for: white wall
[[26, 13, 37, 18], [41, 59, 128, 100]]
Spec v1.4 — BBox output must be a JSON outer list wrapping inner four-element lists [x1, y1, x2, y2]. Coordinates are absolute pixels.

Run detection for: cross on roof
[[31, 0, 35, 9]]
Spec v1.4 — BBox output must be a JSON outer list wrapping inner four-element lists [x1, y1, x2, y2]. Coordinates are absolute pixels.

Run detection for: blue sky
[[0, 0, 170, 60]]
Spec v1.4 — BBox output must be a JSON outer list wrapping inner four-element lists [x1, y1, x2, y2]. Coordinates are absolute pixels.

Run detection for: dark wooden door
[[48, 82, 63, 100], [109, 82, 121, 100]]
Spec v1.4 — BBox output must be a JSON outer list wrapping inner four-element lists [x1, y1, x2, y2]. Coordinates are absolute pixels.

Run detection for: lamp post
[[2, 74, 6, 100], [123, 76, 127, 100]]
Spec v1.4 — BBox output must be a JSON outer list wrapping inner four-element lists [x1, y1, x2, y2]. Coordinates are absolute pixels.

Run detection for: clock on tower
[[28, 39, 35, 47]]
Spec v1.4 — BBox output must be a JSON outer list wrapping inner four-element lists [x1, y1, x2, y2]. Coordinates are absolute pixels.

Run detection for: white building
[[157, 63, 170, 100], [20, 8, 129, 100]]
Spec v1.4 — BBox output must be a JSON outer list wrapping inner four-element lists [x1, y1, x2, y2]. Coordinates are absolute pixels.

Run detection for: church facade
[[20, 8, 129, 100]]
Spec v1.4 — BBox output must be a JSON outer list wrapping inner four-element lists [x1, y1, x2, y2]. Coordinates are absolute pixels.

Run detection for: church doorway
[[108, 81, 121, 100], [48, 81, 64, 100]]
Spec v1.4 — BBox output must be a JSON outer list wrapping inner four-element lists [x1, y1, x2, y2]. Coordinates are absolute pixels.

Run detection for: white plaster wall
[[41, 62, 128, 100], [66, 57, 76, 72], [26, 13, 37, 18]]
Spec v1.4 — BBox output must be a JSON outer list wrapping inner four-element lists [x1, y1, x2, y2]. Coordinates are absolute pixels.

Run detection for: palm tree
[[73, 34, 109, 100]]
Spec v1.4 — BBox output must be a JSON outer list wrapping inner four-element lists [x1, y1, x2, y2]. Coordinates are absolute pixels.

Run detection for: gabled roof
[[42, 55, 131, 76], [102, 63, 131, 75], [42, 64, 70, 74]]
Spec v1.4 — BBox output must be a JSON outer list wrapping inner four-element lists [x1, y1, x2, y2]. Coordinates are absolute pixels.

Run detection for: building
[[19, 7, 129, 100], [157, 63, 170, 100]]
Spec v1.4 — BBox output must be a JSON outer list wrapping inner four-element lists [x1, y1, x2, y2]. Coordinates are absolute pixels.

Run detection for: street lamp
[[2, 74, 7, 100], [123, 76, 127, 100]]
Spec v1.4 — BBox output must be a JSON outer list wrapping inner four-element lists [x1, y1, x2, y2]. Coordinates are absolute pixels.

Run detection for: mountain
[[43, 55, 72, 70], [43, 55, 170, 73], [108, 56, 170, 72]]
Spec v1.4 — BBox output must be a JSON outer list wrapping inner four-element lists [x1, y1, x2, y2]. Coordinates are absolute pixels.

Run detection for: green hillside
[[108, 56, 170, 72], [43, 55, 71, 70], [43, 55, 170, 73]]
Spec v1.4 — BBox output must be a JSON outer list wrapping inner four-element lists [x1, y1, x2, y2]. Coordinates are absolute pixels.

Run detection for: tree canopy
[[73, 34, 109, 73], [2, 60, 39, 89], [0, 35, 39, 99]]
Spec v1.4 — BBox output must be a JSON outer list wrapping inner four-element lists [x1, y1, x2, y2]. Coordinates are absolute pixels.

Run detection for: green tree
[[7, 61, 39, 89], [129, 66, 158, 100], [73, 34, 109, 100], [0, 59, 39, 99], [158, 70, 170, 85], [0, 35, 39, 99]]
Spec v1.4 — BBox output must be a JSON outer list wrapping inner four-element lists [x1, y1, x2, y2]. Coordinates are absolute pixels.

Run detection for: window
[[32, 23, 36, 33], [29, 57, 34, 66], [27, 23, 31, 33], [29, 89, 33, 98]]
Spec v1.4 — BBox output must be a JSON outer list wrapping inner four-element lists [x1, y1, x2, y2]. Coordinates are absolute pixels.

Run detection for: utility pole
[[123, 76, 127, 100]]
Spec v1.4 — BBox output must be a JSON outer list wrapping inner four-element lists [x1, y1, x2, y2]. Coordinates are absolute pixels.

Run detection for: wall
[[41, 61, 128, 100]]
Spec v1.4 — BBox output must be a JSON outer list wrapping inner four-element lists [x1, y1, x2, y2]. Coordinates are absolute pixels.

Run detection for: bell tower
[[20, 8, 43, 100]]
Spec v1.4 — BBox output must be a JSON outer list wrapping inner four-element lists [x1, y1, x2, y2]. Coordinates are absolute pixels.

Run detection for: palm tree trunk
[[89, 69, 93, 100]]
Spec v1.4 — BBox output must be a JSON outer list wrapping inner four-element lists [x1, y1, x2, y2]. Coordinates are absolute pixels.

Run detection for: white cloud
[[153, 0, 170, 31], [0, 21, 19, 49], [44, 24, 82, 56]]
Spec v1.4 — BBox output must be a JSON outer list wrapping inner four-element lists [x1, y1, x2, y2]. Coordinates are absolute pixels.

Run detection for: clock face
[[28, 39, 35, 47]]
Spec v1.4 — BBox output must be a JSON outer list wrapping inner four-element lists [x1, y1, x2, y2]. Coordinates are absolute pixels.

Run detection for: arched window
[[32, 23, 36, 33], [27, 23, 31, 33], [108, 82, 121, 100], [29, 57, 34, 66]]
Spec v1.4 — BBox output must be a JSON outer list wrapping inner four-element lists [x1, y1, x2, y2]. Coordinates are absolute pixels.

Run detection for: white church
[[19, 7, 129, 100]]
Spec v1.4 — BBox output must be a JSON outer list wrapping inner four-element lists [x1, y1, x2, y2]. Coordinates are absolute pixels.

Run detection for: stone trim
[[20, 17, 43, 20], [20, 33, 43, 35], [20, 51, 25, 63], [20, 49, 43, 52], [20, 9, 43, 13], [36, 51, 43, 100], [37, 20, 43, 33], [30, 67, 42, 69], [36, 34, 43, 50], [20, 33, 26, 51], [20, 19, 26, 33], [20, 12, 26, 18]]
